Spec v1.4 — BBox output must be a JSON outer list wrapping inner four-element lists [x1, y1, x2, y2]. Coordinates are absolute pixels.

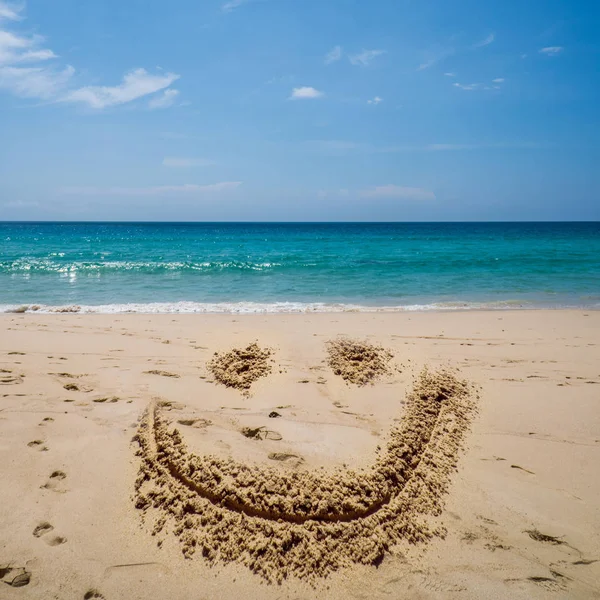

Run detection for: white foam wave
[[1, 299, 592, 315]]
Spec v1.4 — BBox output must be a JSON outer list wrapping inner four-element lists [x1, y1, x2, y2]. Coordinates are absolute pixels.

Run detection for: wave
[[0, 259, 284, 274], [1, 299, 596, 314]]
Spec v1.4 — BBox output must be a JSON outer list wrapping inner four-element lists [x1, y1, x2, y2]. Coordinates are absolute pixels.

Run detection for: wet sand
[[0, 311, 599, 599]]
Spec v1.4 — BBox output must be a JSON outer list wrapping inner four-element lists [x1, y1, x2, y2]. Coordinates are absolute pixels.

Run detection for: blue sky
[[0, 0, 598, 221]]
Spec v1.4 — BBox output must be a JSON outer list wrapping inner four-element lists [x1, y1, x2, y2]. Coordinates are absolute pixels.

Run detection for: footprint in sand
[[33, 522, 54, 537], [241, 426, 282, 441], [63, 382, 93, 392], [32, 522, 67, 546], [84, 589, 106, 599], [268, 453, 304, 467], [27, 440, 48, 451], [177, 418, 212, 428], [0, 565, 31, 587], [144, 370, 180, 378], [41, 470, 67, 493], [0, 369, 24, 385], [45, 535, 67, 546]]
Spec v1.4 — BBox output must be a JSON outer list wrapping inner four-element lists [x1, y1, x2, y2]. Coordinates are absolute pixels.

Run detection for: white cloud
[[60, 182, 242, 196], [0, 9, 71, 99], [0, 1, 22, 22], [222, 0, 255, 12], [63, 68, 180, 109], [324, 45, 342, 65], [349, 49, 386, 67], [0, 27, 57, 66], [473, 33, 495, 48], [539, 46, 563, 55], [416, 48, 454, 71], [367, 96, 382, 105], [361, 185, 435, 200], [0, 4, 181, 109], [148, 88, 179, 109], [222, 0, 244, 11], [453, 82, 482, 91], [0, 64, 74, 98], [444, 72, 456, 77], [289, 86, 323, 99], [162, 157, 216, 168], [492, 78, 505, 83]]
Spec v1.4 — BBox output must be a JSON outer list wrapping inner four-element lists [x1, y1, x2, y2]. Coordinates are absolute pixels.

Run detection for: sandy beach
[[1, 310, 599, 599]]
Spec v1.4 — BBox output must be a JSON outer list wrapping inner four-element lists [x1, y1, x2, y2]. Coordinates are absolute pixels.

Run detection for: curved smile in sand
[[133, 367, 476, 582]]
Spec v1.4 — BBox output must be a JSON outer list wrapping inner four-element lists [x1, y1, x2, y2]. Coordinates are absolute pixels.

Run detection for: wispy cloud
[[0, 4, 181, 109], [289, 86, 323, 99], [444, 72, 456, 77], [0, 64, 74, 99], [222, 0, 251, 12], [452, 82, 482, 91], [360, 185, 435, 200], [162, 157, 216, 168], [0, 1, 21, 22], [59, 182, 242, 196], [0, 4, 74, 99], [148, 88, 179, 109], [539, 46, 563, 55], [367, 96, 382, 105], [0, 5, 58, 70], [62, 68, 180, 109], [453, 78, 505, 91], [324, 45, 342, 65], [349, 49, 386, 67], [473, 33, 495, 48], [417, 48, 453, 71]]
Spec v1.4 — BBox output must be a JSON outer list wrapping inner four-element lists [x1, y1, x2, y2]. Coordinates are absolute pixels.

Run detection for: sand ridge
[[326, 338, 394, 386], [207, 342, 274, 393], [133, 367, 477, 582]]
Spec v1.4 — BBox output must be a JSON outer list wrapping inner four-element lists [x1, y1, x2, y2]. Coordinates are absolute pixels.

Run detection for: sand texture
[[0, 311, 599, 599]]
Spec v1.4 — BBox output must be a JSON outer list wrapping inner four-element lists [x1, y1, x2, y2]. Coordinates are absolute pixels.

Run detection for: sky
[[0, 0, 599, 221]]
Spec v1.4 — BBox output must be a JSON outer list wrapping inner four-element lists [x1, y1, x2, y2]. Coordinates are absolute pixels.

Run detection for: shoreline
[[1, 302, 599, 315]]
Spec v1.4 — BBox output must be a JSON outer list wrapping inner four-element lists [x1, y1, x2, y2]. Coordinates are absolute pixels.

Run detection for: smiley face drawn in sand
[[133, 367, 476, 583]]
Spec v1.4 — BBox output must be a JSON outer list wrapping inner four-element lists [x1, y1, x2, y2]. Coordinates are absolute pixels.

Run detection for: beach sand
[[0, 311, 599, 599]]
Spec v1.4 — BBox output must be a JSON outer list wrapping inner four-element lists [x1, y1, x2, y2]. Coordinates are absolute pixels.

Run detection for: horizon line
[[1, 220, 599, 225]]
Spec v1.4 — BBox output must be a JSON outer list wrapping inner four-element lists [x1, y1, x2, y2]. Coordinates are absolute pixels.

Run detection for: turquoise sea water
[[0, 222, 598, 312]]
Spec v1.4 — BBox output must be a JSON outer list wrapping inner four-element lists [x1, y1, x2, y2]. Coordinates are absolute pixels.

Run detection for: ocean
[[0, 222, 598, 313]]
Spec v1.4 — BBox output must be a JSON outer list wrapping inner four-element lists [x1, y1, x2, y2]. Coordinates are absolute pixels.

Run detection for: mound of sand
[[133, 367, 476, 583], [207, 343, 273, 392], [326, 338, 393, 385]]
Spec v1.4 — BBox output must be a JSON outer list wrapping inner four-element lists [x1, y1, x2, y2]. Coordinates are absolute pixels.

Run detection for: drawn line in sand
[[133, 367, 477, 582]]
